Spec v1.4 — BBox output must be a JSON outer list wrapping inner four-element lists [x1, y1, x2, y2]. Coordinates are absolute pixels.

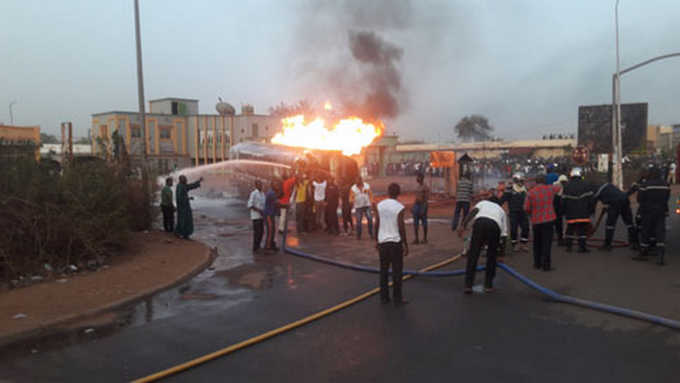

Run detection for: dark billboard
[[577, 103, 648, 155]]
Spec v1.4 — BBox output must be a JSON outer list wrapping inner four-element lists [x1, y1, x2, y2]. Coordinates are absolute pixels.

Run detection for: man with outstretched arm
[[375, 183, 410, 305], [458, 195, 508, 294]]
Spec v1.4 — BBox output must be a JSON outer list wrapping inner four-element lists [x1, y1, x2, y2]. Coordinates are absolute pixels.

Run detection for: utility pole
[[9, 101, 16, 126], [134, 0, 149, 198], [612, 0, 623, 189]]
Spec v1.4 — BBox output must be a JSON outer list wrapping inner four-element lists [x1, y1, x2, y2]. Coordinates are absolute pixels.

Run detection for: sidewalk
[[0, 230, 215, 349]]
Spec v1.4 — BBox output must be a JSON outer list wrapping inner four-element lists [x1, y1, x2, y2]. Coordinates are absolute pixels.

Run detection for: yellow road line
[[132, 254, 462, 383]]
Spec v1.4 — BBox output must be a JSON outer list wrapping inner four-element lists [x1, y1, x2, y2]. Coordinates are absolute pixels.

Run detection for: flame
[[271, 115, 382, 156], [324, 101, 332, 110]]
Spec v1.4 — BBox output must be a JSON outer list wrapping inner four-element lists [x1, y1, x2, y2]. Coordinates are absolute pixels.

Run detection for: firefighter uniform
[[562, 170, 595, 253], [634, 176, 670, 265], [594, 183, 638, 250], [501, 173, 529, 251]]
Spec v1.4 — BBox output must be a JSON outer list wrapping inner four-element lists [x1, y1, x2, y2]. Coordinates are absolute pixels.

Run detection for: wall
[[0, 124, 41, 160]]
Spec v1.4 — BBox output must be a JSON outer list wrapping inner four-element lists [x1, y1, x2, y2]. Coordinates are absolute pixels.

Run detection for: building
[[92, 97, 282, 172], [647, 124, 673, 153], [360, 137, 576, 178], [40, 144, 92, 159], [0, 124, 41, 160]]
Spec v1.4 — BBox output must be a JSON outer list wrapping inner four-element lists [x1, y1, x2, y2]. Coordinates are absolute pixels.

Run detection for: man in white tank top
[[375, 183, 409, 305]]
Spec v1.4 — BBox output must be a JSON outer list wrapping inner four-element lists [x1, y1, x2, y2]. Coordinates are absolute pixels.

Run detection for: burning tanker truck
[[185, 113, 382, 199], [229, 141, 360, 189]]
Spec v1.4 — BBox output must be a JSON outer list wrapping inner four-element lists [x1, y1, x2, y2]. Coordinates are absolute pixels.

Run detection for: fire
[[324, 101, 332, 110], [271, 115, 382, 156]]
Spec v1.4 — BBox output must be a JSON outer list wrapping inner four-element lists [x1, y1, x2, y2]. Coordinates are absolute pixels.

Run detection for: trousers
[[640, 212, 666, 252], [451, 201, 470, 230], [565, 222, 588, 251], [509, 210, 529, 244], [252, 219, 264, 251], [604, 199, 637, 246], [264, 215, 277, 249], [161, 205, 175, 233], [533, 221, 554, 270], [379, 242, 404, 302], [355, 207, 373, 239], [465, 218, 500, 288]]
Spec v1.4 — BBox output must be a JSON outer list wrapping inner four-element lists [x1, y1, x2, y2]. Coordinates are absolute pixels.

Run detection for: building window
[[252, 123, 259, 138], [265, 125, 269, 131], [160, 128, 172, 139], [171, 102, 179, 115], [241, 128, 245, 134], [130, 125, 142, 138]]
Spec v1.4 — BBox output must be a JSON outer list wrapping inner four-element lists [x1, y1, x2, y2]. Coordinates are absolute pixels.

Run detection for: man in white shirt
[[375, 183, 409, 305], [312, 175, 327, 231], [247, 180, 266, 252], [458, 195, 508, 294], [351, 177, 373, 239]]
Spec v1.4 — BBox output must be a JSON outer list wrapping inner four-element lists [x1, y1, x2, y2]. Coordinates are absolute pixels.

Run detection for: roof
[[396, 139, 576, 153], [148, 97, 198, 103]]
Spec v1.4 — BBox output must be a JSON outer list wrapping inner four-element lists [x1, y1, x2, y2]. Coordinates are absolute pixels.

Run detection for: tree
[[454, 115, 494, 142], [269, 100, 316, 117], [40, 133, 59, 144]]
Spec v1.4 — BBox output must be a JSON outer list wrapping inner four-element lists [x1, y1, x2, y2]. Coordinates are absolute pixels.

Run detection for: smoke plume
[[288, 0, 414, 121], [345, 30, 403, 119]]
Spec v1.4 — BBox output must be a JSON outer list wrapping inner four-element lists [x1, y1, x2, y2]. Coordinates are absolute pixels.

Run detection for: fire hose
[[132, 228, 677, 382]]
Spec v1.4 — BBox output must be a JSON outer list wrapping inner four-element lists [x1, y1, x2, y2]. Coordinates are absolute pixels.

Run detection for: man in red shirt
[[524, 174, 561, 271], [279, 173, 297, 234]]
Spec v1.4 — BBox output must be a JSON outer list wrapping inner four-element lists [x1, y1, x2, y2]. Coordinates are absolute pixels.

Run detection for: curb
[[0, 245, 217, 350]]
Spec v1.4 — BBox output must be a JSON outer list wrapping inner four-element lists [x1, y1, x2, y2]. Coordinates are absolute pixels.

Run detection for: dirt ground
[[0, 231, 213, 345]]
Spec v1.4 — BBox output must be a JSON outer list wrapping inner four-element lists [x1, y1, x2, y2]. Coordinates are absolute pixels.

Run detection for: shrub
[[0, 157, 153, 284]]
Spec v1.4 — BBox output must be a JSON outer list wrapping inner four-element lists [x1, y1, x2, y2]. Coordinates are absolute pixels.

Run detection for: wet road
[[0, 199, 679, 382]]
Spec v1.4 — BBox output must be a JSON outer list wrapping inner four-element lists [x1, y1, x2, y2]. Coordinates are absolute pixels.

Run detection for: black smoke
[[345, 30, 403, 119]]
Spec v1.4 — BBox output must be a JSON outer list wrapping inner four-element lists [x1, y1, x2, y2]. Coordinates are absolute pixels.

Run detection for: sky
[[1, 0, 679, 142]]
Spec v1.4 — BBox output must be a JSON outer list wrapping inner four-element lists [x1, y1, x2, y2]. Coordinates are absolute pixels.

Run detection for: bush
[[0, 157, 153, 284]]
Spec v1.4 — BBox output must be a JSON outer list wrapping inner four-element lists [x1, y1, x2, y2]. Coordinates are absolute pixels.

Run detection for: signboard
[[430, 151, 455, 168], [598, 154, 609, 173], [577, 103, 648, 155], [572, 146, 589, 165]]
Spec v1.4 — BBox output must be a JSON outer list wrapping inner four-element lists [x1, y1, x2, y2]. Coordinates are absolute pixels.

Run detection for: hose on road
[[131, 252, 465, 383]]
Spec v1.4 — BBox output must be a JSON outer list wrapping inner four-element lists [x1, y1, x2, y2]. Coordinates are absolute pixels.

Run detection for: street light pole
[[134, 0, 149, 193], [9, 101, 16, 126], [612, 0, 623, 189]]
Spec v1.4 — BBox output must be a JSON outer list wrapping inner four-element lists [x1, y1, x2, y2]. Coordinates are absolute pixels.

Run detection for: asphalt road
[[1, 203, 679, 382]]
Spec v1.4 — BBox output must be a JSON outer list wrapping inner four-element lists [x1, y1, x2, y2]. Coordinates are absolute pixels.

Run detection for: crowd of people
[[161, 154, 675, 305]]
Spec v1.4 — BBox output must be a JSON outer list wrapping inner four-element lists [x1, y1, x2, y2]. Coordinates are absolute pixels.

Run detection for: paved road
[[1, 202, 679, 382]]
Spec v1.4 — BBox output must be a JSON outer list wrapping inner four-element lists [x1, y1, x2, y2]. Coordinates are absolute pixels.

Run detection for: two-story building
[[92, 97, 282, 172]]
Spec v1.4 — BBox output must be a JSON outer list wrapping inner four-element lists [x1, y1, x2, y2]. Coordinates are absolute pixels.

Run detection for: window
[[130, 125, 142, 138], [160, 128, 172, 139], [171, 102, 179, 115], [241, 128, 245, 134], [265, 125, 269, 131], [252, 123, 259, 138]]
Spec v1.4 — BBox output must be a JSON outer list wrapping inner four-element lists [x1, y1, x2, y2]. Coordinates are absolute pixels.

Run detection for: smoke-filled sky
[[1, 0, 679, 142]]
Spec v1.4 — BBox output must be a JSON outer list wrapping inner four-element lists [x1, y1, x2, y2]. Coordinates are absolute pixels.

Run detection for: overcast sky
[[1, 0, 679, 141]]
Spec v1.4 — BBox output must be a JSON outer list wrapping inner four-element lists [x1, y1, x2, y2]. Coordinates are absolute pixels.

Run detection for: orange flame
[[271, 115, 382, 156], [324, 101, 332, 110]]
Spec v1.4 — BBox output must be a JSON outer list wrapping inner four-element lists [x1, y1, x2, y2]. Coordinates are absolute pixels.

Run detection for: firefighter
[[633, 163, 671, 265], [593, 182, 639, 251], [501, 172, 529, 252], [553, 174, 568, 246], [562, 167, 595, 253]]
